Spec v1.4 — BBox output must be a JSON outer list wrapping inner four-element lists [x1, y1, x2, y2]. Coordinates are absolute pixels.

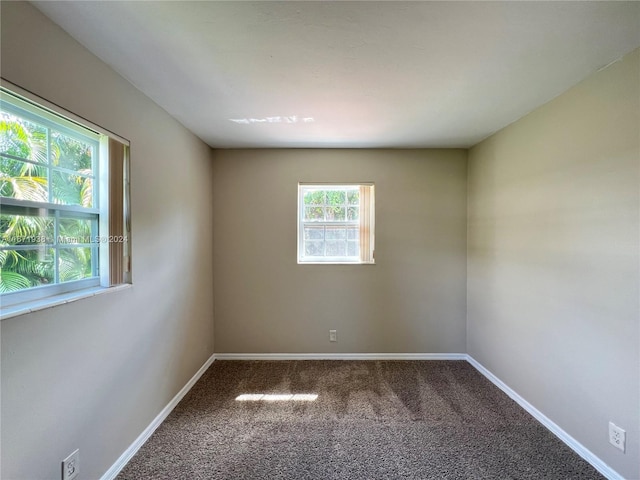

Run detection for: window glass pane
[[1, 213, 54, 246], [52, 170, 93, 207], [299, 184, 373, 264], [0, 157, 48, 202], [304, 206, 324, 222], [304, 241, 324, 256], [0, 90, 114, 302], [326, 206, 345, 221], [303, 190, 324, 205], [51, 130, 94, 172], [325, 241, 346, 256], [326, 190, 345, 206], [325, 227, 346, 240], [0, 114, 48, 163], [59, 246, 94, 282], [58, 217, 95, 244], [304, 226, 324, 240], [0, 247, 55, 291]]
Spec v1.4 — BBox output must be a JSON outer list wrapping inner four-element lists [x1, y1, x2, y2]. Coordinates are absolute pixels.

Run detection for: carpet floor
[[117, 360, 604, 479]]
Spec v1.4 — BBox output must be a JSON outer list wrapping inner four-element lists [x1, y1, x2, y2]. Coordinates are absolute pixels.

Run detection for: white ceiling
[[33, 1, 640, 149]]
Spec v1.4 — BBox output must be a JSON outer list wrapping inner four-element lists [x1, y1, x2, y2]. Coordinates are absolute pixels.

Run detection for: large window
[[0, 87, 130, 308], [298, 184, 375, 264]]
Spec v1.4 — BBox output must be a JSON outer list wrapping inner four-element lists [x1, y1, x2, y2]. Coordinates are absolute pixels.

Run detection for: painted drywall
[[467, 48, 639, 479], [213, 149, 467, 354], [1, 3, 214, 479]]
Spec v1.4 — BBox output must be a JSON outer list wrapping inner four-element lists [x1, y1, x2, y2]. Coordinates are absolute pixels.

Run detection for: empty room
[[0, 1, 638, 479]]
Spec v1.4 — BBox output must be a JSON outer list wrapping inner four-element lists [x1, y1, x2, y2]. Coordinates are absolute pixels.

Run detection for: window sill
[[298, 261, 376, 265], [0, 284, 132, 321]]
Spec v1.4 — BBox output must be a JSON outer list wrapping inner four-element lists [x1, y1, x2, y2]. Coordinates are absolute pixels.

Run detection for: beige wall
[[467, 48, 639, 479], [1, 3, 214, 479], [213, 149, 467, 353]]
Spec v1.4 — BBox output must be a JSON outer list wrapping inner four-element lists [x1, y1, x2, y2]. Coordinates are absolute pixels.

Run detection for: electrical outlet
[[608, 422, 625, 453], [62, 449, 79, 480], [329, 329, 337, 342]]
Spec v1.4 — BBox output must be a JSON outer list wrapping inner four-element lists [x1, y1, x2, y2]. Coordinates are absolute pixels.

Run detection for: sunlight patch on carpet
[[235, 393, 318, 402]]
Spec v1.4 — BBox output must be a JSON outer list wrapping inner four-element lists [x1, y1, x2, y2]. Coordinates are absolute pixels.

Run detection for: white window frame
[[298, 183, 375, 264], [0, 84, 130, 311]]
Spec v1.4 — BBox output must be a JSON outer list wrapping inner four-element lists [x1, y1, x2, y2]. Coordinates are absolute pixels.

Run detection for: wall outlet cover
[[62, 449, 79, 480], [608, 422, 626, 453]]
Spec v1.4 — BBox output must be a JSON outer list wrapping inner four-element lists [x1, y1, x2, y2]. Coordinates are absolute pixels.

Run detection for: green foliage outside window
[[1, 112, 97, 293]]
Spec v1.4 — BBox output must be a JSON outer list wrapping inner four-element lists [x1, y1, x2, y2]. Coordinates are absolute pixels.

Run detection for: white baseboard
[[214, 353, 467, 360], [466, 355, 623, 480], [100, 353, 216, 480]]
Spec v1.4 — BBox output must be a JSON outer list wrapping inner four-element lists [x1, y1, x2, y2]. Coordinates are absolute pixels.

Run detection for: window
[[298, 184, 374, 264], [0, 86, 131, 308]]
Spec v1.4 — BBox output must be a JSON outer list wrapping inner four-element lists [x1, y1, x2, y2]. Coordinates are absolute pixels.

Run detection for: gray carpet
[[117, 361, 604, 479]]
